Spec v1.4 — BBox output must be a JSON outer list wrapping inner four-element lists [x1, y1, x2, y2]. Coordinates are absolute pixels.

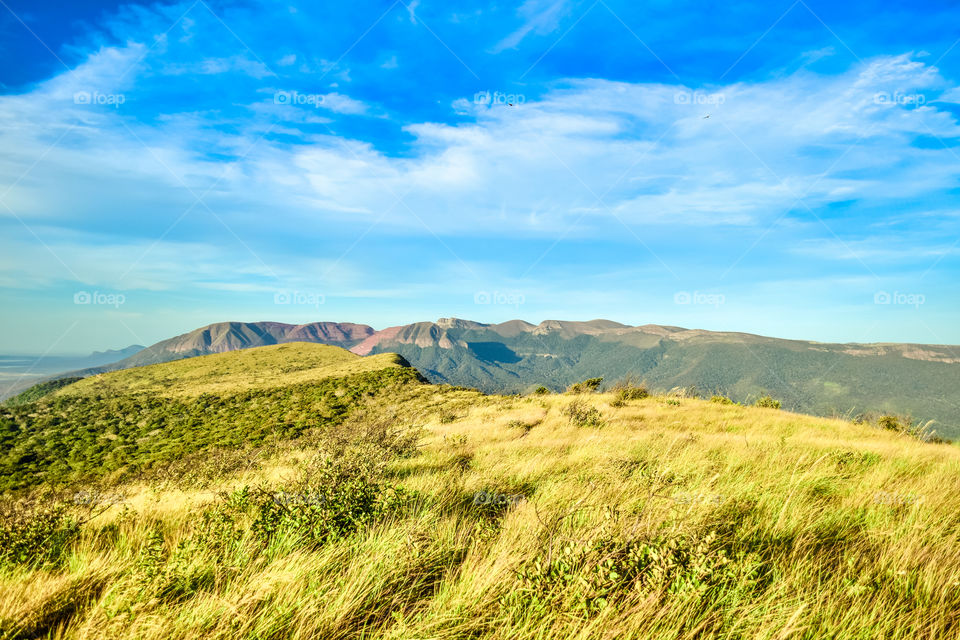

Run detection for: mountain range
[[7, 318, 960, 438]]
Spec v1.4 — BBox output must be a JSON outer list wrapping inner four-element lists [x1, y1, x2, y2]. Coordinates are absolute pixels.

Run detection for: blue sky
[[1, 0, 959, 354]]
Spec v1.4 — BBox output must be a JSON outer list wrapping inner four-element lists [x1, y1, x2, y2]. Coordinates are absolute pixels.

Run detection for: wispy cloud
[[492, 0, 572, 53]]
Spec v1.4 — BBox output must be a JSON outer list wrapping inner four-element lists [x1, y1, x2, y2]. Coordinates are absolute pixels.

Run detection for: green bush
[[0, 501, 79, 569], [567, 378, 603, 394], [754, 396, 781, 410], [878, 414, 907, 431], [563, 399, 604, 428], [531, 386, 550, 396], [438, 410, 459, 424], [505, 532, 739, 616], [711, 395, 734, 405], [609, 378, 649, 407], [507, 418, 541, 435]]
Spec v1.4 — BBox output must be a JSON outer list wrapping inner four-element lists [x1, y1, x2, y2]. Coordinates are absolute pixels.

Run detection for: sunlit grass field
[[2, 344, 958, 639]]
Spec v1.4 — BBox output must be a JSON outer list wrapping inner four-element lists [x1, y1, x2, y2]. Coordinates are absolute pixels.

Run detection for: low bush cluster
[[0, 501, 79, 569], [563, 399, 605, 428], [609, 378, 649, 407], [754, 395, 782, 410], [505, 531, 743, 616], [566, 378, 603, 394]]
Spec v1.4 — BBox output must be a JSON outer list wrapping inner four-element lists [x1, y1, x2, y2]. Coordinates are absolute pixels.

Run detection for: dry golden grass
[[3, 386, 959, 639]]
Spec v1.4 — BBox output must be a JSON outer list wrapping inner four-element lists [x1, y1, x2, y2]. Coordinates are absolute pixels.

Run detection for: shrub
[[507, 418, 541, 435], [505, 532, 738, 616], [878, 414, 907, 431], [711, 395, 734, 405], [754, 396, 781, 410], [563, 399, 604, 428], [0, 501, 79, 569], [567, 378, 603, 394], [609, 378, 649, 407], [250, 456, 410, 547], [531, 386, 550, 396]]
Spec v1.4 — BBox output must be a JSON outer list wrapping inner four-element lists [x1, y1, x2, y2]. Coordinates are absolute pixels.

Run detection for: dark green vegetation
[[361, 321, 960, 439], [754, 395, 782, 410]]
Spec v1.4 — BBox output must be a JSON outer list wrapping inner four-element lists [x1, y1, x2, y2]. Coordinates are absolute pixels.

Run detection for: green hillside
[[0, 344, 423, 493]]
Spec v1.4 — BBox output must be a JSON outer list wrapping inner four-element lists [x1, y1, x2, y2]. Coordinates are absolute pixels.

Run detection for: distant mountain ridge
[[99, 321, 374, 369], [8, 317, 960, 438]]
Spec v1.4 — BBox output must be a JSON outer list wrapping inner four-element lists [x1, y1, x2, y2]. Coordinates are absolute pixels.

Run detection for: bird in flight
[[703, 114, 711, 119]]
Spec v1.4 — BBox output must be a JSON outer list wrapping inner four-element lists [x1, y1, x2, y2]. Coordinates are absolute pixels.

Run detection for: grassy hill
[[55, 343, 410, 398], [1, 347, 959, 638], [0, 343, 423, 493]]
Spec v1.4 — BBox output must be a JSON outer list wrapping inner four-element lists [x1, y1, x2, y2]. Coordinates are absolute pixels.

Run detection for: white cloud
[[318, 92, 369, 115], [1, 49, 959, 271]]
